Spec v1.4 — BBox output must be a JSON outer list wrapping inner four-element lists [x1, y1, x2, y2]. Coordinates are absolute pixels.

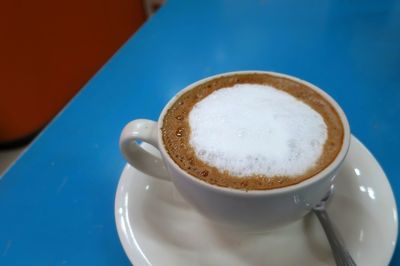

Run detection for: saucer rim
[[115, 135, 398, 265]]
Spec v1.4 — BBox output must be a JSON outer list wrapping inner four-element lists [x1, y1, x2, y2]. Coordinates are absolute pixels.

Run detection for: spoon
[[312, 187, 357, 266]]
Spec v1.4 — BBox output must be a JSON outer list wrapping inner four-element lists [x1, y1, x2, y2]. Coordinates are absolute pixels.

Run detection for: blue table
[[1, 0, 399, 264]]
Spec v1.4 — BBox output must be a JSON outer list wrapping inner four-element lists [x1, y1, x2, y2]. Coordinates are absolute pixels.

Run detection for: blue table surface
[[1, 0, 399, 265]]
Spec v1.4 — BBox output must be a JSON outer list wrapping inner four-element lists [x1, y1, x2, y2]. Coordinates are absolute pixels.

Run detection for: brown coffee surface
[[162, 73, 344, 190]]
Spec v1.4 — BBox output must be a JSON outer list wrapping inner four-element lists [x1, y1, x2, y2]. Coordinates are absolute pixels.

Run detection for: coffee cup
[[120, 71, 350, 231]]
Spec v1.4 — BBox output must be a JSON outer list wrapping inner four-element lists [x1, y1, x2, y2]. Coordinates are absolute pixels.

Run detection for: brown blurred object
[[0, 0, 146, 146], [143, 0, 165, 17]]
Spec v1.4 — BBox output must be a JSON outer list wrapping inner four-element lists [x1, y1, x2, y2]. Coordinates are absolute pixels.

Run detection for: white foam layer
[[188, 84, 327, 178]]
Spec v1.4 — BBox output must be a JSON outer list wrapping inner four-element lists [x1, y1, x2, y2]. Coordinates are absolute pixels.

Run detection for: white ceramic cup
[[120, 71, 351, 231]]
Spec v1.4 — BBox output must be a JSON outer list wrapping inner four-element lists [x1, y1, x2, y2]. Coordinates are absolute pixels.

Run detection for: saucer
[[115, 136, 398, 266]]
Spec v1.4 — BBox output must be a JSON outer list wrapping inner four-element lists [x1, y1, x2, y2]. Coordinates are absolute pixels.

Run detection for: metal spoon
[[312, 187, 357, 266]]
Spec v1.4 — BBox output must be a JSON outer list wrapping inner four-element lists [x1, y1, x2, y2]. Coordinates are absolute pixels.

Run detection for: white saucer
[[115, 136, 398, 266]]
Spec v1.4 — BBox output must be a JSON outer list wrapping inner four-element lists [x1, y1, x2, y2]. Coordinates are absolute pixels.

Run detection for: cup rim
[[157, 70, 351, 196]]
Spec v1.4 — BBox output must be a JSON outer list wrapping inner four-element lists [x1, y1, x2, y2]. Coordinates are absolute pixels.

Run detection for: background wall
[[0, 0, 147, 145]]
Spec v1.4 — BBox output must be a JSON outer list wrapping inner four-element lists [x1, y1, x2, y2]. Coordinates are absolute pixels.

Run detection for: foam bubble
[[188, 84, 327, 178]]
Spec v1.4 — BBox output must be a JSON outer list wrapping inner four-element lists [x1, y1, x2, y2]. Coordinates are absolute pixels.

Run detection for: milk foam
[[188, 84, 328, 178]]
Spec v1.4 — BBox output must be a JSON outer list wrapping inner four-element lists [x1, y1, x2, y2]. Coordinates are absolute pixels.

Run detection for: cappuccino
[[162, 73, 343, 190]]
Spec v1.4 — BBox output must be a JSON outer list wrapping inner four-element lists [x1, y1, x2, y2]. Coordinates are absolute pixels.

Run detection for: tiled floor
[[0, 147, 25, 176]]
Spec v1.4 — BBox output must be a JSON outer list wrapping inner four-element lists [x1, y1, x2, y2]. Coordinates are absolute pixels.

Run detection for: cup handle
[[119, 119, 171, 181]]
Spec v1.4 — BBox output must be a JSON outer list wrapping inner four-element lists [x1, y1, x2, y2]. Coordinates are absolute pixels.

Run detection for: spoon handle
[[314, 209, 357, 266]]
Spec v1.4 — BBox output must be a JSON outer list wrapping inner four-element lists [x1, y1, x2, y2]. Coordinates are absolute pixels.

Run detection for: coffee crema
[[162, 73, 344, 190]]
